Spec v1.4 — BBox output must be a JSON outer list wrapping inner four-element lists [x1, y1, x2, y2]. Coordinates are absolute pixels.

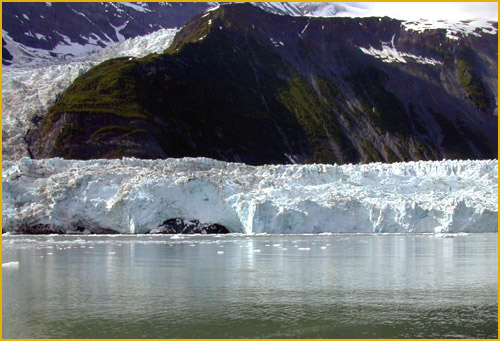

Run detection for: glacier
[[2, 158, 497, 234], [2, 28, 178, 161]]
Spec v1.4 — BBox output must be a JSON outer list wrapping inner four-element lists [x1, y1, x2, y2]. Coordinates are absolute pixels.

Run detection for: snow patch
[[110, 21, 128, 42], [301, 20, 311, 34], [205, 4, 220, 12], [119, 2, 151, 13], [35, 33, 47, 41], [402, 18, 497, 40], [359, 34, 443, 65], [269, 37, 284, 48]]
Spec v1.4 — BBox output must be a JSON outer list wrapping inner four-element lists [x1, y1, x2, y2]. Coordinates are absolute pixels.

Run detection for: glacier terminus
[[2, 157, 497, 234]]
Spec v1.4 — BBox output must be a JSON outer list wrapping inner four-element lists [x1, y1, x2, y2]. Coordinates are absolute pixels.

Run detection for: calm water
[[2, 233, 497, 338]]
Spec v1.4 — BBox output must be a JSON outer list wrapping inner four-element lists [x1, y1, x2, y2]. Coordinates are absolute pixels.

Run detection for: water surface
[[2, 233, 497, 338]]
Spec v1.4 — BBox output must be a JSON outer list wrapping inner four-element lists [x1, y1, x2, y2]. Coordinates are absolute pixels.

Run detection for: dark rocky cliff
[[28, 4, 498, 165]]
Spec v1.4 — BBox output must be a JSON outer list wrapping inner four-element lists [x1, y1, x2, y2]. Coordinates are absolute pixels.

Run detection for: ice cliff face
[[3, 158, 497, 234]]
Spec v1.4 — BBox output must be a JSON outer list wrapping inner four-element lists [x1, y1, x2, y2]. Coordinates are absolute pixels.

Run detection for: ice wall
[[2, 158, 498, 234]]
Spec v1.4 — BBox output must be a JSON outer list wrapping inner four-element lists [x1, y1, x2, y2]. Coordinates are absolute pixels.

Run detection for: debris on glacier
[[2, 157, 497, 234]]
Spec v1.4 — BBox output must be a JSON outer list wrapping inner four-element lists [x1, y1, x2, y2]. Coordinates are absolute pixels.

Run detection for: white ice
[[2, 158, 497, 234]]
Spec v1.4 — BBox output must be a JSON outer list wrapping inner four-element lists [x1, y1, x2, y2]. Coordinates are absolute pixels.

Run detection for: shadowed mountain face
[[27, 4, 498, 165]]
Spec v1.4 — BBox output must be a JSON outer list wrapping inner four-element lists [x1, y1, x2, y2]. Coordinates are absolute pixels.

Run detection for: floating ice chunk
[[2, 261, 19, 268], [217, 251, 224, 254], [298, 247, 310, 251]]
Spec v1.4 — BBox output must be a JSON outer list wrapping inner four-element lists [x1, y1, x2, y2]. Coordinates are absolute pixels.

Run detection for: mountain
[[1, 2, 346, 66], [2, 2, 214, 65], [254, 2, 367, 17], [27, 3, 498, 165]]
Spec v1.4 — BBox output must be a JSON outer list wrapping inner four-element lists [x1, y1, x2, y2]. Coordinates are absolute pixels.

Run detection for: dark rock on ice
[[16, 223, 65, 235], [151, 218, 230, 234]]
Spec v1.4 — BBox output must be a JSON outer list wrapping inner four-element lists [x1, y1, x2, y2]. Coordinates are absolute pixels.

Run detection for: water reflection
[[2, 233, 497, 338]]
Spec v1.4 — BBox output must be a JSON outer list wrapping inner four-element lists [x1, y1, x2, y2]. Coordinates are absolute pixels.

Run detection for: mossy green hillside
[[47, 57, 148, 119], [362, 139, 383, 163], [350, 66, 411, 136], [456, 46, 490, 111], [277, 77, 359, 164]]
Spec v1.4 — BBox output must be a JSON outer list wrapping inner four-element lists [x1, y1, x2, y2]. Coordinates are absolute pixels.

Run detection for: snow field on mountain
[[2, 158, 497, 234], [2, 29, 178, 160], [402, 18, 497, 40]]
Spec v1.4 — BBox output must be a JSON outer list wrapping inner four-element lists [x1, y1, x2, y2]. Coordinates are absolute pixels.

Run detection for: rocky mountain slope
[[2, 2, 348, 66], [27, 4, 498, 165], [2, 2, 213, 65]]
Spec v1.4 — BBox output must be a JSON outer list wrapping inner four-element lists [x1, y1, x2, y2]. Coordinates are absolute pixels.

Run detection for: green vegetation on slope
[[350, 66, 411, 136], [277, 77, 359, 164], [456, 46, 490, 111]]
